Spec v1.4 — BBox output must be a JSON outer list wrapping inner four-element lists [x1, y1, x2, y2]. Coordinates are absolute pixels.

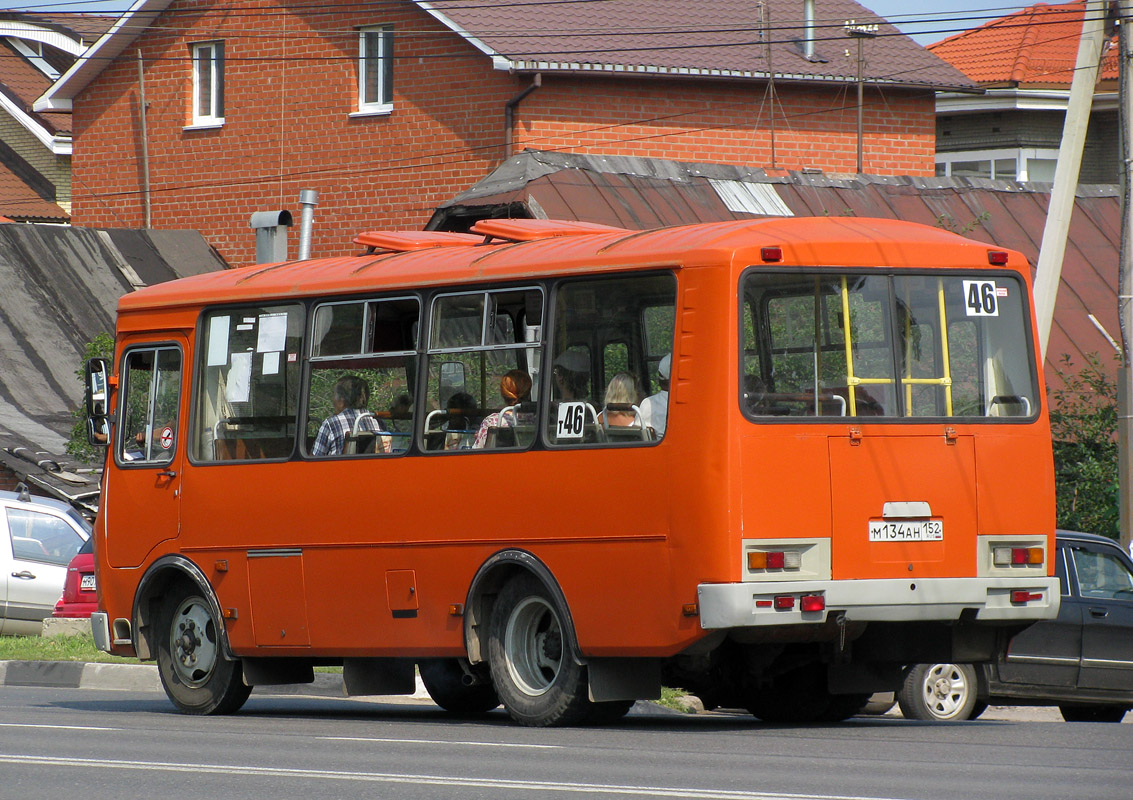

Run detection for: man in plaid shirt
[[311, 374, 387, 456]]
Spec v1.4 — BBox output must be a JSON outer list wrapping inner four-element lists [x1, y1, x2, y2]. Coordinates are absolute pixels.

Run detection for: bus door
[[107, 339, 186, 569]]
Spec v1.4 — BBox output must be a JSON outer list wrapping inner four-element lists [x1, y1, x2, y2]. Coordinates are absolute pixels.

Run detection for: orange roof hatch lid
[[352, 230, 483, 253], [470, 218, 630, 242]]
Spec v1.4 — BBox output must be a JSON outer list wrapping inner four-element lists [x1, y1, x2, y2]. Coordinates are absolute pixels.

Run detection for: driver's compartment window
[[118, 346, 181, 465]]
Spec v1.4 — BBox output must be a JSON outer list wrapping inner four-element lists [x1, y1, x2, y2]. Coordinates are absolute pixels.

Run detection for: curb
[[0, 660, 431, 700]]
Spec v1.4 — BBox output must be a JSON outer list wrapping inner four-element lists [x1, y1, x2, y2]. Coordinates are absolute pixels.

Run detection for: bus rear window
[[741, 271, 1037, 420]]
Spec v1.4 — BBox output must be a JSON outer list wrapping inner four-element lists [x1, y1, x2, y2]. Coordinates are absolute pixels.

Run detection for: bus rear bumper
[[697, 576, 1061, 629]]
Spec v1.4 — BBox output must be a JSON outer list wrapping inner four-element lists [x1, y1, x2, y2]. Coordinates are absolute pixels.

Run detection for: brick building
[[929, 1, 1119, 184], [37, 0, 974, 266]]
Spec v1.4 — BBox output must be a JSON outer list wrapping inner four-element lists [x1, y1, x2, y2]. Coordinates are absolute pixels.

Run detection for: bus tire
[[487, 574, 590, 727], [898, 663, 980, 721], [418, 658, 500, 714], [155, 586, 250, 715]]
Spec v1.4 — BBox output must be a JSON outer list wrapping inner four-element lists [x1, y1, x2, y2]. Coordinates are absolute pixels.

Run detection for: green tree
[[1048, 353, 1120, 540], [67, 333, 115, 461]]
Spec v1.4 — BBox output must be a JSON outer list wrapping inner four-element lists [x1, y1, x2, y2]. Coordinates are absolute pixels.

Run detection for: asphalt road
[[0, 685, 1129, 800]]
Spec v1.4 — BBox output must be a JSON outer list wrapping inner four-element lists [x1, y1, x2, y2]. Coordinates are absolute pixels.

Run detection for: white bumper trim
[[697, 576, 1061, 628]]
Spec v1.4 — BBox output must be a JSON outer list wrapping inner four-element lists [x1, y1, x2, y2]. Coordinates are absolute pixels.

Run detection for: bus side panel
[[738, 430, 833, 546], [974, 429, 1056, 550], [175, 448, 707, 658]]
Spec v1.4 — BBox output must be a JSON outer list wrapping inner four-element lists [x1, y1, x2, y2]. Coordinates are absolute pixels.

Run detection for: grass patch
[[656, 686, 695, 713], [0, 633, 140, 664]]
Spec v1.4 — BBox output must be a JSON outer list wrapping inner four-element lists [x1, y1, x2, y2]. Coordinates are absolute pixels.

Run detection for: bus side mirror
[[84, 358, 111, 447]]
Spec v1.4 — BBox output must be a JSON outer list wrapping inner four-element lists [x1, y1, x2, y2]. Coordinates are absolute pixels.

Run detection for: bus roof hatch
[[352, 230, 483, 253], [469, 218, 629, 243]]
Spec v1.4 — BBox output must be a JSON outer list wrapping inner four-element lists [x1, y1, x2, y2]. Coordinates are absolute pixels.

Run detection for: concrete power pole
[[1033, 0, 1111, 357], [1119, 0, 1132, 553]]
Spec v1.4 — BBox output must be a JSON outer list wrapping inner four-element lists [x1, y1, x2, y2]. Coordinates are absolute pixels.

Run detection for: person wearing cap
[[639, 354, 670, 436], [552, 349, 590, 401]]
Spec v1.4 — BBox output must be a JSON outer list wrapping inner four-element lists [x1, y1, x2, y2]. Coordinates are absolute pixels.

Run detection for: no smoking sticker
[[159, 427, 174, 450]]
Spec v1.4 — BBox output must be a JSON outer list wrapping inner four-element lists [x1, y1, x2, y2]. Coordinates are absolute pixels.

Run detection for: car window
[[5, 507, 85, 567], [1071, 546, 1133, 601]]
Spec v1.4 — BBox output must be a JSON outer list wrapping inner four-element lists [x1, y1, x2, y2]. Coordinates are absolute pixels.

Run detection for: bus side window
[[423, 288, 543, 452], [193, 305, 304, 462], [305, 296, 419, 457], [548, 273, 676, 446]]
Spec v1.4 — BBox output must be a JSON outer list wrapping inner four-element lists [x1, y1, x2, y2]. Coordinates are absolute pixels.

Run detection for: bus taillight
[[1010, 590, 1044, 604], [748, 550, 802, 571], [993, 547, 1043, 567], [800, 594, 825, 612]]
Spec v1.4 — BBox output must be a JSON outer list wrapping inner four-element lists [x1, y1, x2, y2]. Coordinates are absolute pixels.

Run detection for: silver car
[[1, 486, 91, 635]]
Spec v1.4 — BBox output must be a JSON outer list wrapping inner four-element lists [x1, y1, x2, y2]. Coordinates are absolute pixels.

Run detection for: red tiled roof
[[0, 159, 68, 222], [928, 1, 1118, 87], [0, 40, 69, 136], [418, 0, 976, 90]]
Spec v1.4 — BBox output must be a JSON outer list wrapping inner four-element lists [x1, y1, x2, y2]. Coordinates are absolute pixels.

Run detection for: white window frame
[[354, 25, 393, 116], [189, 40, 225, 129], [935, 148, 1060, 182]]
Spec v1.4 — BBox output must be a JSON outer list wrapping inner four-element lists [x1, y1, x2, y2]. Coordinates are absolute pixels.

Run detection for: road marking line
[[318, 736, 559, 749], [0, 754, 914, 800], [0, 723, 120, 732]]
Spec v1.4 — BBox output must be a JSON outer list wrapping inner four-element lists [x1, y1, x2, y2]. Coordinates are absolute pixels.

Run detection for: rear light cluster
[[748, 550, 802, 571], [1010, 590, 1044, 604], [993, 546, 1043, 567], [755, 594, 825, 612]]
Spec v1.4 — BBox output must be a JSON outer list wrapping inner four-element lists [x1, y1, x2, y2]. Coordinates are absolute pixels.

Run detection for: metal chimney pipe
[[804, 0, 815, 60], [297, 189, 319, 260]]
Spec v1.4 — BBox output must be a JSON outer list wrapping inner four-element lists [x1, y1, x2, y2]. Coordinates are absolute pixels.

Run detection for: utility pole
[[844, 21, 878, 174], [1033, 0, 1110, 357], [1118, 0, 1132, 553]]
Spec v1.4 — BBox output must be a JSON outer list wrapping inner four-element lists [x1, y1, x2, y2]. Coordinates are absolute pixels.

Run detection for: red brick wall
[[71, 0, 936, 267], [0, 464, 19, 492]]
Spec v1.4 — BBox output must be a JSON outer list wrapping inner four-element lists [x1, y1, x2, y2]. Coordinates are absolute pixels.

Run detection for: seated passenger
[[639, 354, 670, 436], [311, 374, 388, 456], [444, 391, 477, 450], [597, 372, 641, 428], [474, 370, 534, 449]]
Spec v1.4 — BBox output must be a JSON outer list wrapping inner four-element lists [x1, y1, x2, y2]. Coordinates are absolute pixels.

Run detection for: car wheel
[[898, 663, 980, 721], [418, 658, 500, 714], [155, 584, 250, 715], [487, 574, 590, 727], [1059, 704, 1129, 723]]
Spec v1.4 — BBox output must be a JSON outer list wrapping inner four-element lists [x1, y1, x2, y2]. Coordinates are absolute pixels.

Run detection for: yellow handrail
[[839, 276, 857, 416]]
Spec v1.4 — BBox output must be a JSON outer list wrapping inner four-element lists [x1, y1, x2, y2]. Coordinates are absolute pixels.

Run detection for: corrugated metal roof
[[413, 0, 977, 90], [433, 149, 1120, 386]]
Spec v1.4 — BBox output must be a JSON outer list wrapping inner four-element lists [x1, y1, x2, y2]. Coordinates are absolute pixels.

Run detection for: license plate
[[80, 574, 96, 592], [869, 519, 943, 542]]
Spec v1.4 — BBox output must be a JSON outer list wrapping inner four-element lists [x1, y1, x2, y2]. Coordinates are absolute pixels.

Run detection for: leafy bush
[[1048, 353, 1120, 540]]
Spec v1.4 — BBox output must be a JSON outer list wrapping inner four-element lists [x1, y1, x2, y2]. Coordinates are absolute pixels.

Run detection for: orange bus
[[84, 216, 1059, 726]]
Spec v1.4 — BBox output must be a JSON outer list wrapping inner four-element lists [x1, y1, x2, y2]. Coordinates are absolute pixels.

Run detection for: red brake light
[[1011, 590, 1043, 604], [987, 250, 1009, 265], [761, 246, 783, 262], [800, 594, 825, 612], [774, 595, 795, 610], [766, 551, 785, 569]]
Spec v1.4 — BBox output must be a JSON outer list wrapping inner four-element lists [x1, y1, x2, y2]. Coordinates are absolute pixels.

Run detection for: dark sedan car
[[899, 531, 1133, 722]]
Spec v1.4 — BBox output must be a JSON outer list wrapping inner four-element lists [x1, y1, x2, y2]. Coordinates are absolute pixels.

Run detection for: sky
[[860, 2, 1034, 43], [12, 0, 1037, 46]]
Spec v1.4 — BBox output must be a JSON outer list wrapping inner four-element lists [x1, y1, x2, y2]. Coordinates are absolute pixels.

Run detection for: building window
[[358, 26, 393, 113], [936, 148, 1059, 182], [191, 41, 225, 126]]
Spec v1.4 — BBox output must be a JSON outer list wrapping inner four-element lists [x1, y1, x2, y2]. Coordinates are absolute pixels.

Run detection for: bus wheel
[[745, 665, 831, 723], [487, 574, 590, 727], [155, 587, 251, 715], [418, 658, 500, 714], [1059, 704, 1129, 723]]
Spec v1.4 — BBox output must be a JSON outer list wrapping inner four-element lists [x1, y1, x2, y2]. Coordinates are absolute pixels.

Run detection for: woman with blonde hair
[[473, 369, 534, 448], [598, 372, 641, 428]]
